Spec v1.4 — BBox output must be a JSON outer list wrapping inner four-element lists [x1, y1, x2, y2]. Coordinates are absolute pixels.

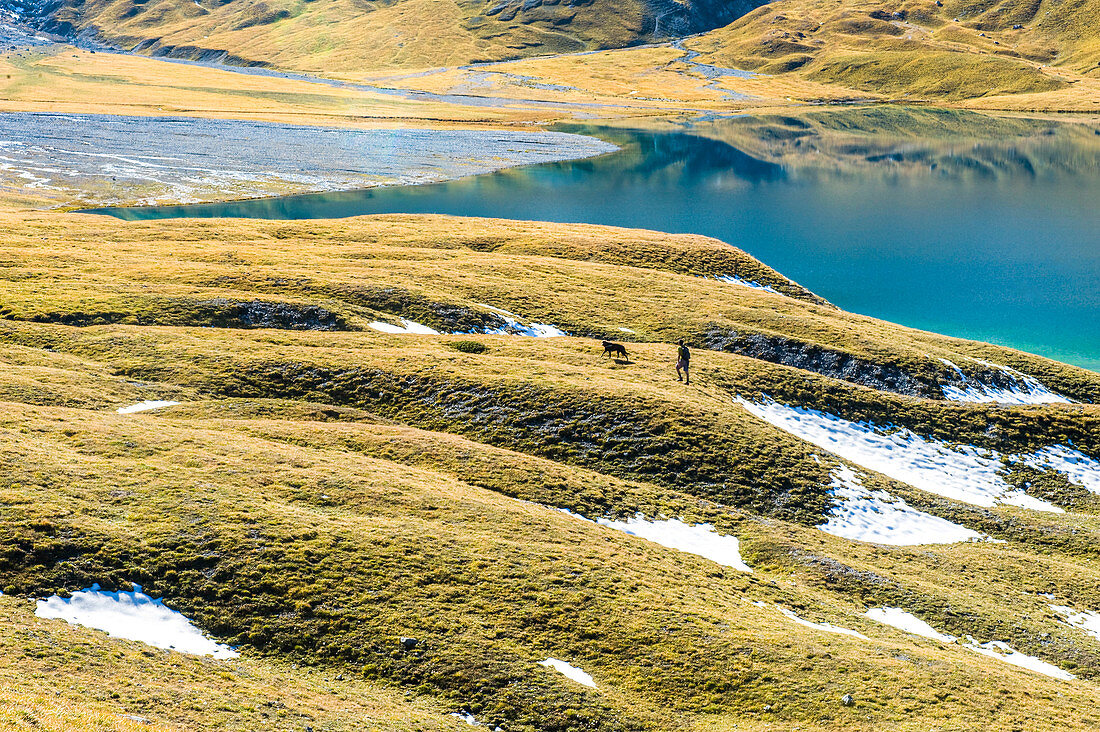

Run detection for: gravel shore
[[0, 112, 617, 206]]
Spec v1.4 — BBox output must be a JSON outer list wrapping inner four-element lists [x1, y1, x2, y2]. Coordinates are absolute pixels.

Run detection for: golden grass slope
[[0, 46, 556, 126], [41, 0, 733, 72], [685, 0, 1100, 108], [1, 205, 1100, 730]]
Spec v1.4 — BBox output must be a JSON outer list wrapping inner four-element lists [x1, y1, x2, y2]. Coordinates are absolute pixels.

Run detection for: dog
[[601, 340, 628, 359]]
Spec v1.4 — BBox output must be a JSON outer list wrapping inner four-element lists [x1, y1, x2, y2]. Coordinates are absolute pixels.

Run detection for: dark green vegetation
[[3, 209, 1100, 730]]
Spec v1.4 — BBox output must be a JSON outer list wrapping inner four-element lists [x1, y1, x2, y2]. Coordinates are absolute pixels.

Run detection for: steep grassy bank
[[2, 207, 1100, 730]]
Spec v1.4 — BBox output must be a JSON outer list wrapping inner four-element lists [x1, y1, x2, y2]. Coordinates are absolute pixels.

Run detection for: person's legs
[[684, 363, 689, 385], [675, 360, 684, 381]]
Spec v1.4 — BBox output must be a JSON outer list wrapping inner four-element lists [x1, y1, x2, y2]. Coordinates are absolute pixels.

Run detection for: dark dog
[[602, 340, 628, 359]]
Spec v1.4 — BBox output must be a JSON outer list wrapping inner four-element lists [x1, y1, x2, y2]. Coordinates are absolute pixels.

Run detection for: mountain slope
[[685, 0, 1100, 103], [3, 205, 1100, 730], [29, 0, 761, 71]]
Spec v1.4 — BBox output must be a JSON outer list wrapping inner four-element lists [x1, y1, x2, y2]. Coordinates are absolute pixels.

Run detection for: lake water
[[89, 107, 1100, 370]]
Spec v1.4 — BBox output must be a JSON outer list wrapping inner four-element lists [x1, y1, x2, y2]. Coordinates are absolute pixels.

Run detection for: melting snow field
[[1021, 446, 1100, 495], [539, 658, 596, 688], [939, 358, 1072, 405], [368, 318, 440, 335], [865, 608, 1074, 680], [963, 638, 1075, 680], [776, 607, 868, 639], [736, 397, 1062, 512], [35, 584, 238, 659], [368, 307, 567, 338], [595, 515, 752, 572], [819, 466, 986, 545], [865, 607, 957, 642], [1050, 604, 1100, 639], [713, 274, 780, 294], [117, 400, 181, 414], [477, 304, 568, 338]]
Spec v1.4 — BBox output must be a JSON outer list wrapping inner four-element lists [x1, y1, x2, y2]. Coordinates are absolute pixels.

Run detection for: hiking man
[[676, 339, 690, 385]]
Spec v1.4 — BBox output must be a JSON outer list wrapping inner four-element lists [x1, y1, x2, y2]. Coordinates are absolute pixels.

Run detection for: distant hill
[[28, 0, 763, 71], [685, 0, 1100, 102]]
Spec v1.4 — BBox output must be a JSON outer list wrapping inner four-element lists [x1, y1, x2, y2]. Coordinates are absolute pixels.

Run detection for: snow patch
[[714, 274, 780, 294], [963, 637, 1075, 680], [477, 304, 567, 338], [35, 584, 238, 658], [776, 607, 868, 639], [1050, 604, 1100, 640], [539, 658, 596, 688], [938, 358, 1071, 405], [117, 400, 180, 414], [820, 466, 986, 545], [736, 397, 1062, 513], [450, 711, 481, 726], [368, 318, 440, 335], [865, 607, 956, 642], [1019, 445, 1100, 495], [595, 515, 751, 572]]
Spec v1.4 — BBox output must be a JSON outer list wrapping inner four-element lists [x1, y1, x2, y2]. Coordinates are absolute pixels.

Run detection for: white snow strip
[[1019, 445, 1100, 495], [1050, 604, 1100, 640], [819, 466, 986, 545], [714, 274, 780, 294], [963, 637, 1075, 680], [368, 318, 440, 335], [450, 711, 481, 726], [777, 607, 868, 639], [35, 584, 238, 659], [595, 515, 752, 572], [865, 607, 956, 642], [477, 304, 567, 338], [735, 397, 1062, 513], [539, 658, 596, 688], [117, 400, 180, 414], [939, 358, 1071, 405]]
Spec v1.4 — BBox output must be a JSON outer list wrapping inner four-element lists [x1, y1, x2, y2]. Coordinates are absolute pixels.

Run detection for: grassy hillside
[[2, 204, 1100, 729], [35, 0, 756, 72], [686, 0, 1100, 105]]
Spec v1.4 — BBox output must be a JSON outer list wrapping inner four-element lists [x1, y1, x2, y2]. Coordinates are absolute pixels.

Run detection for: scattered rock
[[400, 636, 419, 650], [841, 693, 854, 706]]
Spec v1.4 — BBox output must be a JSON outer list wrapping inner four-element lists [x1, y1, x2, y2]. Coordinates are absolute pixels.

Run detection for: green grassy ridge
[[9, 264, 1099, 406], [3, 331, 1100, 727], [10, 213, 1100, 406], [0, 598, 474, 732], [1, 296, 351, 331], [784, 541, 1100, 680], [806, 51, 1067, 100], [6, 402, 1100, 729], [740, 493, 1100, 682], [0, 403, 920, 731], [227, 411, 1100, 681], [688, 0, 1094, 100], [415, 219, 829, 306], [3, 314, 1097, 522], [188, 361, 838, 526], [223, 413, 744, 527]]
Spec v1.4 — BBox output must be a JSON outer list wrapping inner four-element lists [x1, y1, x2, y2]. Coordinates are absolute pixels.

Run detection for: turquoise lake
[[90, 108, 1100, 370]]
